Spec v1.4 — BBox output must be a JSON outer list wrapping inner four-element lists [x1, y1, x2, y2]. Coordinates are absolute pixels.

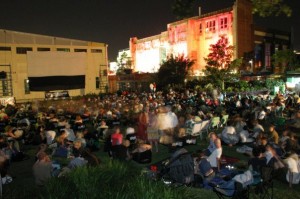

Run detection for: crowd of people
[[0, 87, 299, 189]]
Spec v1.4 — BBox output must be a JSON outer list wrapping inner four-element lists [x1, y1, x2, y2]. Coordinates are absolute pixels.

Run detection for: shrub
[[42, 161, 199, 199]]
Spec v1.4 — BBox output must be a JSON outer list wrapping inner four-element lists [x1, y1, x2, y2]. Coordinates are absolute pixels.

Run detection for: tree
[[252, 0, 292, 17], [172, 0, 292, 20], [172, 0, 197, 20], [116, 52, 132, 75], [204, 35, 242, 90], [272, 49, 299, 72], [156, 55, 194, 89]]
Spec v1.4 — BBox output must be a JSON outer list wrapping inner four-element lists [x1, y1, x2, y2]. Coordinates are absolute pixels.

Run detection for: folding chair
[[198, 120, 210, 140], [209, 117, 220, 130], [191, 122, 202, 136], [220, 115, 229, 127], [213, 181, 249, 199], [253, 166, 274, 199]]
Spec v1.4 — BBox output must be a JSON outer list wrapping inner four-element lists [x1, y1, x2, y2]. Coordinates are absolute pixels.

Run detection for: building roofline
[[0, 28, 107, 45], [253, 26, 290, 36], [168, 7, 233, 26]]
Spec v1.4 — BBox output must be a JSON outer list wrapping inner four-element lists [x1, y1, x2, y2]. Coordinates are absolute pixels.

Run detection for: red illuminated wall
[[129, 0, 253, 74]]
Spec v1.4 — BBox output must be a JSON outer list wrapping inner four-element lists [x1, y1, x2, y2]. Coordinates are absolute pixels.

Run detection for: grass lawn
[[2, 130, 300, 199]]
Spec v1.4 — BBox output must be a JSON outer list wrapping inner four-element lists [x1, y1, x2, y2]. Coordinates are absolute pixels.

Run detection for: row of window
[[199, 17, 228, 33], [0, 47, 103, 54]]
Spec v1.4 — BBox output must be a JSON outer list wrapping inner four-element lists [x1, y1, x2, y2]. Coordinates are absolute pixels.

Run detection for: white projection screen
[[27, 51, 87, 91]]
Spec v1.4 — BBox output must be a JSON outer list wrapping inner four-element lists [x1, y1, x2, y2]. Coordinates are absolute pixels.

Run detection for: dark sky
[[0, 0, 299, 60]]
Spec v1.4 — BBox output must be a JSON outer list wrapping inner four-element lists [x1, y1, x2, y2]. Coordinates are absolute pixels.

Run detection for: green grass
[[2, 132, 300, 199]]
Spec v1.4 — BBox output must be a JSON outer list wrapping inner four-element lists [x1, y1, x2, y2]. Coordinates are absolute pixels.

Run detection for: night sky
[[0, 0, 299, 60]]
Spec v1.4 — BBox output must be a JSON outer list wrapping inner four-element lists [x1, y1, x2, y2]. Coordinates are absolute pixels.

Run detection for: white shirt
[[208, 148, 222, 168]]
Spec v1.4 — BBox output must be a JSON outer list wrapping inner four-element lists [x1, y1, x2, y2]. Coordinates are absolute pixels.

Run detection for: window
[[91, 49, 102, 53], [74, 49, 87, 52], [37, 47, 50, 51], [220, 17, 228, 29], [96, 77, 100, 89], [2, 80, 9, 96], [57, 48, 70, 52], [103, 69, 107, 76], [0, 47, 11, 51], [16, 47, 32, 54], [24, 79, 30, 94], [199, 23, 202, 33], [206, 20, 215, 32]]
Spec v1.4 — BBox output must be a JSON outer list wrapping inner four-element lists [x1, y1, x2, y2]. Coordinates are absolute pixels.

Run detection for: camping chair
[[220, 115, 229, 127], [213, 181, 249, 199], [209, 117, 220, 130], [191, 122, 202, 137], [160, 148, 194, 186], [253, 166, 274, 199], [198, 120, 210, 140]]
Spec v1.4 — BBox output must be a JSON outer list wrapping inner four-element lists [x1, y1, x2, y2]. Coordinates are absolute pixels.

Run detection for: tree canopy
[[204, 35, 242, 90], [172, 0, 292, 19], [272, 49, 299, 72], [156, 55, 194, 89], [252, 0, 292, 17]]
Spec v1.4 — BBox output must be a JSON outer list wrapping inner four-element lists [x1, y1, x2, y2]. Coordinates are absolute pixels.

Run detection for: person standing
[[137, 108, 149, 141]]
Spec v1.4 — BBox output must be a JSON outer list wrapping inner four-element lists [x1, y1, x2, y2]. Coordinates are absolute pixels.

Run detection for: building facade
[[0, 29, 108, 102], [129, 0, 253, 75]]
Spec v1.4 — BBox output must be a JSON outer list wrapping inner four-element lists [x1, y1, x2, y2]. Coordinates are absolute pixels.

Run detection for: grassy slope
[[3, 130, 300, 199]]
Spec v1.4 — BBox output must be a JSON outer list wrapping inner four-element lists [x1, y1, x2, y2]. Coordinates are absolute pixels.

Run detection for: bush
[[42, 161, 199, 199]]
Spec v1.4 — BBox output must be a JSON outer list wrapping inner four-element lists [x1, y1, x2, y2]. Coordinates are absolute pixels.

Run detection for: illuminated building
[[129, 0, 253, 74], [0, 29, 108, 102]]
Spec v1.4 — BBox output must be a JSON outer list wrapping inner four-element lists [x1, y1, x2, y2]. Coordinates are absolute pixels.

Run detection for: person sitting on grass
[[207, 133, 222, 172], [268, 124, 279, 145], [221, 121, 239, 146], [205, 132, 219, 156], [248, 147, 266, 172], [284, 152, 300, 187], [33, 152, 53, 186], [131, 140, 152, 164], [251, 120, 264, 139], [194, 150, 215, 187], [111, 127, 123, 146], [67, 150, 87, 169]]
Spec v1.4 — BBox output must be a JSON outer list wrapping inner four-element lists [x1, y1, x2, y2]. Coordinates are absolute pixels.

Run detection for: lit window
[[206, 20, 216, 32], [57, 48, 70, 52], [103, 69, 107, 76], [37, 47, 50, 51], [96, 77, 100, 89], [220, 17, 228, 29], [199, 23, 202, 33], [16, 47, 32, 54], [0, 47, 11, 51], [74, 49, 87, 52], [91, 49, 102, 53]]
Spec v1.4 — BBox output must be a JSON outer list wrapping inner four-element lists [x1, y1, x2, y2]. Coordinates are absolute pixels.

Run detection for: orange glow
[[131, 11, 234, 74]]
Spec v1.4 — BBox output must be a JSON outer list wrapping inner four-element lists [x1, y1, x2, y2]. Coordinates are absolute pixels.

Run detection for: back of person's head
[[252, 147, 262, 158], [73, 149, 82, 158], [37, 151, 48, 161], [261, 137, 268, 146]]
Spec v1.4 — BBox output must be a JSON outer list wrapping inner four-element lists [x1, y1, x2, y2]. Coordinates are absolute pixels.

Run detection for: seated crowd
[[0, 88, 298, 191]]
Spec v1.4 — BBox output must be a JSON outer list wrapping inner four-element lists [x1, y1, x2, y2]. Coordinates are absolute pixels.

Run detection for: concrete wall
[[0, 29, 108, 102]]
